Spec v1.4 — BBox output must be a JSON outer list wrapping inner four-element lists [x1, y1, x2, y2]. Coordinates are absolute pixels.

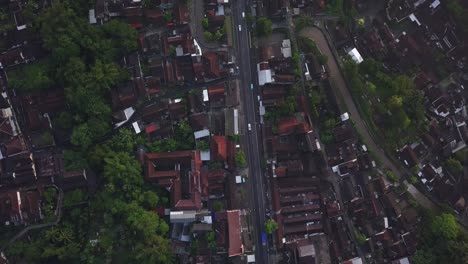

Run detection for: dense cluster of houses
[[320, 112, 419, 264], [307, 0, 468, 215], [95, 0, 259, 263], [253, 0, 461, 263], [0, 0, 259, 262], [255, 20, 362, 262], [354, 0, 468, 214], [321, 0, 468, 261], [0, 0, 90, 229]]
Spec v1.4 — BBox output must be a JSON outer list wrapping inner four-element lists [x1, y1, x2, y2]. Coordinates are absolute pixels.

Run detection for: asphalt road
[[300, 27, 438, 211], [232, 2, 270, 263]]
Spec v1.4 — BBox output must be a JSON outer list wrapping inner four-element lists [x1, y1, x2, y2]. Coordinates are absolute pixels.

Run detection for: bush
[[206, 231, 216, 251], [208, 161, 223, 169], [355, 231, 367, 245], [163, 10, 173, 23], [203, 31, 213, 41], [201, 18, 209, 29], [246, 14, 254, 25], [454, 148, 467, 165], [326, 0, 344, 17], [445, 158, 463, 176], [212, 200, 224, 212], [214, 29, 224, 41], [385, 170, 398, 183], [8, 61, 54, 91], [408, 176, 418, 185], [54, 112, 74, 129], [256, 17, 272, 37], [228, 134, 240, 143], [318, 54, 328, 65], [235, 150, 247, 168], [298, 36, 320, 54], [265, 219, 278, 234], [196, 139, 210, 151], [294, 16, 313, 33]]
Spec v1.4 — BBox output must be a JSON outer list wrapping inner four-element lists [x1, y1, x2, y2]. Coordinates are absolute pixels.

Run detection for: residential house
[[213, 210, 243, 257], [144, 151, 203, 211]]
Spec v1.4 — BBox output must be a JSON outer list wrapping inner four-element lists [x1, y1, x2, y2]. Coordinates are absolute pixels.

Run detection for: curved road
[[300, 27, 438, 211]]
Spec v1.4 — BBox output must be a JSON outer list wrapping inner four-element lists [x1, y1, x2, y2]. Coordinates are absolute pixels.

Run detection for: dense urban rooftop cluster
[[0, 0, 467, 263]]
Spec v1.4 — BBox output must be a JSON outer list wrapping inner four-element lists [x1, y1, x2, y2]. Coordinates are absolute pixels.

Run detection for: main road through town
[[232, 1, 270, 263]]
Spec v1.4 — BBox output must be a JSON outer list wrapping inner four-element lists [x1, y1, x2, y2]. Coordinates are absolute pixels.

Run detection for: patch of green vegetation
[[343, 57, 426, 147], [326, 0, 344, 17], [212, 200, 224, 212], [202, 17, 209, 29], [412, 212, 468, 264], [447, 0, 468, 33], [445, 157, 463, 176], [265, 219, 278, 234], [355, 230, 367, 245], [294, 16, 313, 33], [8, 60, 54, 92], [256, 17, 273, 37], [385, 170, 398, 183], [235, 150, 247, 168], [146, 120, 195, 152]]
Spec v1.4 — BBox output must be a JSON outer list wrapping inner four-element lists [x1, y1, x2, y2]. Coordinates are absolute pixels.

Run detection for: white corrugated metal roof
[[347, 48, 363, 64], [194, 129, 210, 139]]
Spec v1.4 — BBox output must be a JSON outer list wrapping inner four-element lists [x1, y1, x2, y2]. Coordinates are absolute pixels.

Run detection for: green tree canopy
[[8, 61, 54, 91], [265, 219, 278, 234], [235, 150, 247, 168], [101, 19, 138, 55], [430, 213, 459, 240], [445, 158, 463, 176], [103, 152, 143, 197], [256, 17, 273, 37], [109, 128, 143, 153], [294, 16, 313, 33], [63, 150, 88, 171]]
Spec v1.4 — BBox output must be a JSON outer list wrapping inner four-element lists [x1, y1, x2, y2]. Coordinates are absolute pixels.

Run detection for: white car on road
[[248, 123, 251, 131], [238, 25, 242, 31]]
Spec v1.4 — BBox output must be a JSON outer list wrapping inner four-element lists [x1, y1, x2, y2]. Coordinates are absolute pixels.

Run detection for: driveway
[[300, 27, 438, 211]]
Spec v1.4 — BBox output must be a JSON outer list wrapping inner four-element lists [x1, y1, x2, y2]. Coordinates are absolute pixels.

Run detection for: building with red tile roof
[[168, 101, 187, 121], [261, 84, 287, 105], [20, 190, 42, 224], [145, 150, 202, 211], [200, 168, 225, 199], [144, 9, 163, 26], [0, 190, 22, 225], [210, 136, 227, 162], [202, 51, 223, 79], [207, 83, 225, 107], [174, 3, 189, 24], [214, 210, 243, 257]]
